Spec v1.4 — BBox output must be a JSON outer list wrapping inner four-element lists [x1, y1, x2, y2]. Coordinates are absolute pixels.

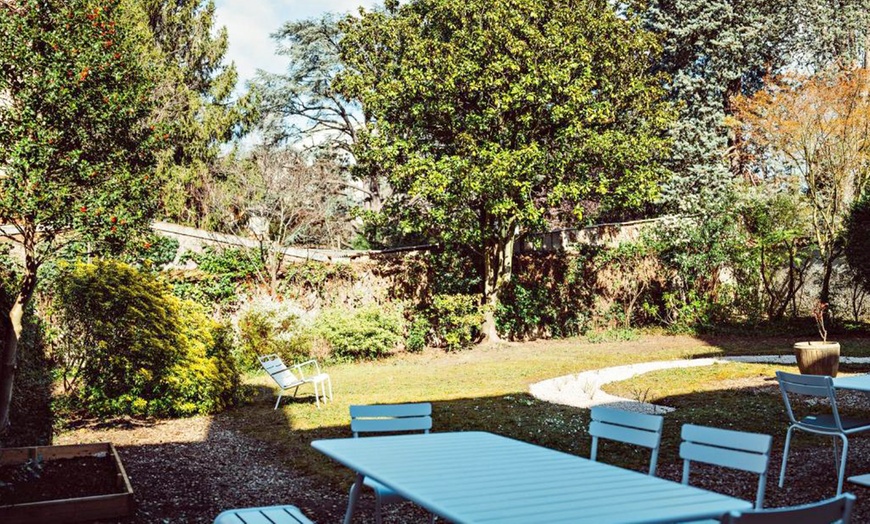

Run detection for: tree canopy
[[338, 0, 675, 338], [0, 0, 159, 430]]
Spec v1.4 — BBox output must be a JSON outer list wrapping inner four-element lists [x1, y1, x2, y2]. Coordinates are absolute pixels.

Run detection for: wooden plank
[[0, 492, 133, 524], [0, 443, 133, 524], [0, 443, 110, 465]]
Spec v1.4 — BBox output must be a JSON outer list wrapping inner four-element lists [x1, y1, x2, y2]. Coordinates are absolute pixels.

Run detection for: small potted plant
[[793, 301, 841, 376]]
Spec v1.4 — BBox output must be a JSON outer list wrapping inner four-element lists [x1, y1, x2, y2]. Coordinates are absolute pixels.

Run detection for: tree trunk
[[0, 254, 38, 433], [480, 229, 515, 343], [820, 251, 836, 306]]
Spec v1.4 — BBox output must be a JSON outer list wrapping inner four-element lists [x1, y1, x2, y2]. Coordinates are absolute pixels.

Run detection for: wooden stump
[[794, 341, 841, 377]]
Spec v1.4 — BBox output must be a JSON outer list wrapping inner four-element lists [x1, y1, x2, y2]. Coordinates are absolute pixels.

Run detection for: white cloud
[[214, 0, 379, 88]]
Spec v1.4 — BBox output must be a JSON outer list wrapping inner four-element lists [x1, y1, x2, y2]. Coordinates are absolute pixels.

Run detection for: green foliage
[[427, 294, 483, 352], [650, 212, 754, 331], [314, 305, 404, 360], [496, 254, 592, 339], [405, 314, 430, 353], [49, 259, 240, 418], [172, 247, 261, 304], [339, 0, 675, 319], [0, 0, 159, 252], [846, 193, 870, 292], [234, 294, 308, 369], [125, 0, 258, 226]]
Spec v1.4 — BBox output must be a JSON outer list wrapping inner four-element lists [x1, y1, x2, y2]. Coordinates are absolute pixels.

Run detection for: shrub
[[405, 314, 431, 353], [846, 193, 870, 292], [314, 305, 404, 360], [234, 293, 311, 369], [49, 260, 241, 418], [429, 294, 483, 351]]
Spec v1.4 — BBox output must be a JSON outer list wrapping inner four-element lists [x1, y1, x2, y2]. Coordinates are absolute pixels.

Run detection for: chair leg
[[374, 493, 383, 524], [837, 436, 848, 495], [313, 381, 321, 408], [274, 392, 283, 410], [779, 425, 795, 488]]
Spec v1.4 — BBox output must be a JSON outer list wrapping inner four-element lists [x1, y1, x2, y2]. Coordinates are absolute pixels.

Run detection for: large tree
[[0, 0, 159, 431], [643, 0, 870, 215], [128, 0, 256, 226], [252, 15, 388, 214], [338, 0, 675, 340], [733, 70, 870, 304]]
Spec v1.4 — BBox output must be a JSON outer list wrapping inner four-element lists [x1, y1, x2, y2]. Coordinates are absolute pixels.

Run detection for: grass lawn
[[222, 333, 870, 505]]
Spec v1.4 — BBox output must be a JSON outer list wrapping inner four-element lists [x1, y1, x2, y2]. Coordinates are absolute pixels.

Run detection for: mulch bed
[[0, 456, 118, 505]]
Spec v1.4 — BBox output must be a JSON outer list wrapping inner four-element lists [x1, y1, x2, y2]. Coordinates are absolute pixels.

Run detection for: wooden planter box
[[0, 442, 133, 524]]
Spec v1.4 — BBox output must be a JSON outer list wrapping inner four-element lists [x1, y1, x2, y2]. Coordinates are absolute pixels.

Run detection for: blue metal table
[[832, 374, 870, 487], [312, 431, 752, 524]]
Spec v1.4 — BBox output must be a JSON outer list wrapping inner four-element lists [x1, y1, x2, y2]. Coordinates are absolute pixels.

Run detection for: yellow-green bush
[[50, 260, 241, 418], [314, 304, 404, 360]]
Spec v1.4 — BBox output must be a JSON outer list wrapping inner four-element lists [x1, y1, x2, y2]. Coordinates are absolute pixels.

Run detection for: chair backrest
[[258, 354, 302, 388], [775, 371, 843, 431], [589, 406, 664, 475], [350, 403, 433, 437], [680, 424, 772, 509], [720, 492, 855, 524]]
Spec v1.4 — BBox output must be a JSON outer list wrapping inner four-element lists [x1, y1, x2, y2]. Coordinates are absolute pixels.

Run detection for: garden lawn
[[55, 333, 870, 522], [223, 334, 870, 491]]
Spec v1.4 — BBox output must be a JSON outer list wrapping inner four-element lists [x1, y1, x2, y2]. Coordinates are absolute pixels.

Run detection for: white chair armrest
[[292, 359, 321, 379]]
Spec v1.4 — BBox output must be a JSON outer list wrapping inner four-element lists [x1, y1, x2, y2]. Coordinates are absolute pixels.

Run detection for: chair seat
[[308, 373, 330, 384], [800, 414, 870, 432], [213, 504, 313, 524], [364, 477, 405, 505]]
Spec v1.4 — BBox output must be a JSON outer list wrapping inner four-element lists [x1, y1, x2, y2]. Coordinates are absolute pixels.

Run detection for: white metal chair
[[589, 406, 664, 475], [776, 371, 870, 495], [681, 424, 772, 512], [213, 504, 314, 524], [258, 354, 332, 409], [350, 403, 434, 524], [719, 492, 856, 523]]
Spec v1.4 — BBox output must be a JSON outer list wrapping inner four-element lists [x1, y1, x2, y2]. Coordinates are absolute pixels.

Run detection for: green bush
[[49, 260, 241, 418], [234, 294, 310, 369], [405, 314, 431, 353], [171, 247, 262, 305], [429, 294, 483, 351], [314, 305, 404, 360], [846, 194, 870, 292]]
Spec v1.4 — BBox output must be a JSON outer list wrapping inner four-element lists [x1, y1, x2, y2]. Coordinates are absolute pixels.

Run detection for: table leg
[[343, 473, 364, 524]]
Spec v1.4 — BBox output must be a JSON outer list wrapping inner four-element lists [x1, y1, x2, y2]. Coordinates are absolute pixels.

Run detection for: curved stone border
[[529, 355, 870, 414]]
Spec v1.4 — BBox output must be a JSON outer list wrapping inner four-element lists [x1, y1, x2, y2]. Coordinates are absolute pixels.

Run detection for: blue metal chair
[[681, 424, 772, 511], [213, 504, 314, 524], [589, 406, 664, 475], [719, 492, 856, 523], [776, 371, 870, 495], [350, 403, 434, 524]]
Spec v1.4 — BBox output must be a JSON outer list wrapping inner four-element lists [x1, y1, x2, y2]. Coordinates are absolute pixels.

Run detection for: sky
[[214, 0, 379, 89]]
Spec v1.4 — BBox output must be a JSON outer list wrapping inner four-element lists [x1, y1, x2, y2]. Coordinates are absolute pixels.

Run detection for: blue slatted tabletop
[[312, 431, 752, 524]]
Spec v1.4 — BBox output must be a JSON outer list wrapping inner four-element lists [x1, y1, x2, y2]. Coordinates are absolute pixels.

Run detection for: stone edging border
[[528, 355, 870, 414]]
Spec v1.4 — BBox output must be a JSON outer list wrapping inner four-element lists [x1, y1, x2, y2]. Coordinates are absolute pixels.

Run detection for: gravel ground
[[53, 380, 870, 523], [54, 415, 428, 524]]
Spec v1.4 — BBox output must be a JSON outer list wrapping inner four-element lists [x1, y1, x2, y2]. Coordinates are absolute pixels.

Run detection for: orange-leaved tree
[[731, 69, 870, 304]]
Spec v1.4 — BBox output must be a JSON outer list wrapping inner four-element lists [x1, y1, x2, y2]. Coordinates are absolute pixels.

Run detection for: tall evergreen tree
[[126, 0, 256, 226]]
